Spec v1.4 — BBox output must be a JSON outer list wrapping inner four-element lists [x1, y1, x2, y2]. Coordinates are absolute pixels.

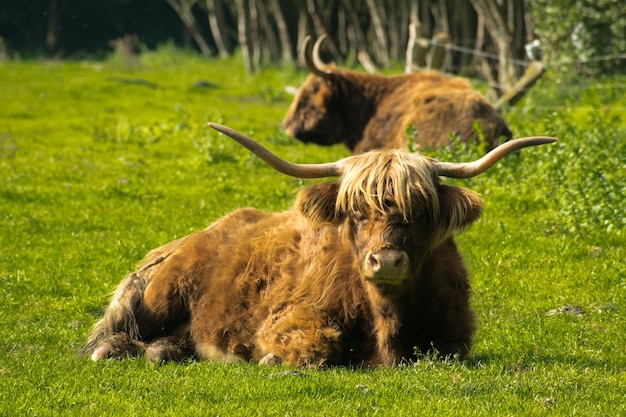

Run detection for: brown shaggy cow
[[83, 123, 555, 367], [283, 35, 512, 153]]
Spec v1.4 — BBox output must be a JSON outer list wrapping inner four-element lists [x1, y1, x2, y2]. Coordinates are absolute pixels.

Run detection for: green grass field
[[1, 47, 625, 416]]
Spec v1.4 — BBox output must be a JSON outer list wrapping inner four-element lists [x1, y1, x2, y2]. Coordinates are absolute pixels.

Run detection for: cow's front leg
[[256, 305, 342, 367]]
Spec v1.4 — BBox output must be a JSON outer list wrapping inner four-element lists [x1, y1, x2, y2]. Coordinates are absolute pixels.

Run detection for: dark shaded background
[[0, 0, 186, 58]]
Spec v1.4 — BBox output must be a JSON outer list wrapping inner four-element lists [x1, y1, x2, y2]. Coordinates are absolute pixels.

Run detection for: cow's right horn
[[302, 34, 333, 78], [209, 123, 344, 178], [434, 136, 557, 178]]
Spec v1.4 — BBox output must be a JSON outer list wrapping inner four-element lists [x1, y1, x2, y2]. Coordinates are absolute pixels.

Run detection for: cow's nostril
[[394, 255, 406, 270], [368, 252, 381, 271]]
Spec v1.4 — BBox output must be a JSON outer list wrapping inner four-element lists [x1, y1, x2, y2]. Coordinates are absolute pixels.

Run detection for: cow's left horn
[[434, 136, 557, 178], [209, 123, 344, 178], [302, 34, 333, 78]]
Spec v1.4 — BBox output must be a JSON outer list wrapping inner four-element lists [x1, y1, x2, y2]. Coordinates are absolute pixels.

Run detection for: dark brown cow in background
[[83, 123, 555, 367], [283, 35, 512, 154]]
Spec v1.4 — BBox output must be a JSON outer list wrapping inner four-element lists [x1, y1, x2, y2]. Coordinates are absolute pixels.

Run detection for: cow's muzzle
[[364, 248, 409, 283]]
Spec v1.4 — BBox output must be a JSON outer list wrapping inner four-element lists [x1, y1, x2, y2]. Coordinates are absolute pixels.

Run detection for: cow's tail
[[82, 235, 191, 360], [81, 271, 149, 360]]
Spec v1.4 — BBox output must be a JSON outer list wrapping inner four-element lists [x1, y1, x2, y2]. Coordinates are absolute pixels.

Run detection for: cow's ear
[[295, 181, 343, 225], [437, 185, 483, 236]]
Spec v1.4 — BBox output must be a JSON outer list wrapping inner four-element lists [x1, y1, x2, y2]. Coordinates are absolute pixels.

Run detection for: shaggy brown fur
[[84, 150, 481, 367], [283, 69, 512, 153]]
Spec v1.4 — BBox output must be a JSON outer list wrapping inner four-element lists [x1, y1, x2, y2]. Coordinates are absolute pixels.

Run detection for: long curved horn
[[302, 34, 333, 78], [208, 123, 344, 178], [434, 136, 557, 178]]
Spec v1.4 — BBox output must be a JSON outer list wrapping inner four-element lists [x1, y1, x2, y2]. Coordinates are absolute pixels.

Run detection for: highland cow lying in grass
[[83, 123, 555, 367]]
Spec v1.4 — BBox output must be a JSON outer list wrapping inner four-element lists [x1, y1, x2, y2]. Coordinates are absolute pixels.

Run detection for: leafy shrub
[[525, 110, 625, 239], [411, 102, 625, 243], [532, 0, 626, 76]]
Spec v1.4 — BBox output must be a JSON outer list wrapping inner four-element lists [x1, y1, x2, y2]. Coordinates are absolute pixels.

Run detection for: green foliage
[[531, 0, 626, 76], [503, 74, 626, 242], [0, 49, 625, 416]]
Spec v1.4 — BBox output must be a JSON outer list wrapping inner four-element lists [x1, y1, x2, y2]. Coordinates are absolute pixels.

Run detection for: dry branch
[[493, 61, 545, 110]]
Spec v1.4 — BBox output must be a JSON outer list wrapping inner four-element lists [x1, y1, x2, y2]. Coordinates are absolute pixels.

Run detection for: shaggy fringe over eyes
[[336, 150, 440, 221]]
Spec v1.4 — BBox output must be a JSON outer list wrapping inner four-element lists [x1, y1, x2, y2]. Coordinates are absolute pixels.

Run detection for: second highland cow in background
[[283, 35, 512, 153]]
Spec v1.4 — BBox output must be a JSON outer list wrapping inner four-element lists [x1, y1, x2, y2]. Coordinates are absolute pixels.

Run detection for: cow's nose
[[366, 249, 409, 279]]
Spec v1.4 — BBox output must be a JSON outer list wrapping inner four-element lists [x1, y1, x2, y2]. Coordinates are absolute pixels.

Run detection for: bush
[[532, 0, 626, 76]]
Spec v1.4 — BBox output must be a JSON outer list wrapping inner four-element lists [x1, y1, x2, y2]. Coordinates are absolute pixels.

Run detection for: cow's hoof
[[259, 353, 282, 365], [89, 334, 143, 361], [90, 346, 111, 361]]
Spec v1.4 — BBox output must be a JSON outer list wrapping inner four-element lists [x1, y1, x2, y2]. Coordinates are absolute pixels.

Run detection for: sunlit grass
[[0, 49, 624, 416]]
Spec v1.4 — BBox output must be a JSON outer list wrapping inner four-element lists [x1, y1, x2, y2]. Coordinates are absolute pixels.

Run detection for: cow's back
[[408, 88, 511, 150], [146, 207, 302, 307], [356, 73, 510, 152]]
